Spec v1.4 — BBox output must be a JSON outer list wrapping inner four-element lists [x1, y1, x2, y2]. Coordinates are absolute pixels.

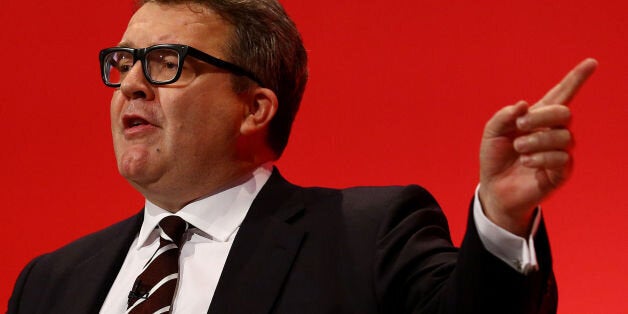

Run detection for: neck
[[137, 160, 272, 213]]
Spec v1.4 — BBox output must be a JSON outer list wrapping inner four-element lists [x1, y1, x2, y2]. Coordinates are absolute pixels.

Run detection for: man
[[7, 0, 596, 313]]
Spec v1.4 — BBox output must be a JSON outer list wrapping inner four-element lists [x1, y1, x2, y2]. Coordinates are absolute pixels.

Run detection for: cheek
[[161, 94, 215, 134], [110, 92, 124, 126], [159, 83, 245, 146], [186, 107, 238, 141]]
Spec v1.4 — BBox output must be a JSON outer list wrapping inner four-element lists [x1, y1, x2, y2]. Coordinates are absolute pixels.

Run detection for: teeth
[[126, 117, 148, 128]]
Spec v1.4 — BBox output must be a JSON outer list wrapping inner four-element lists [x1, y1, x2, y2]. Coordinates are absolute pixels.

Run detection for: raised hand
[[478, 59, 598, 236]]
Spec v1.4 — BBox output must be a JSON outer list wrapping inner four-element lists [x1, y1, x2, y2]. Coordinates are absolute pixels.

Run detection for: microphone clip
[[127, 280, 149, 306]]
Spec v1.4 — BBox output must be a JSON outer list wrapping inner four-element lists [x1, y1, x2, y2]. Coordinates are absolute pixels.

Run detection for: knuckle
[[557, 106, 572, 123], [550, 152, 570, 167], [560, 129, 572, 143]]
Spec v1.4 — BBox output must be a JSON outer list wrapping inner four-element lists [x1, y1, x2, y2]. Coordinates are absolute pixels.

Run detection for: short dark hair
[[138, 0, 308, 157]]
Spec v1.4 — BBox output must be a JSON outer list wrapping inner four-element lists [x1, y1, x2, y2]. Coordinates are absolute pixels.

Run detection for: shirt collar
[[135, 163, 273, 249]]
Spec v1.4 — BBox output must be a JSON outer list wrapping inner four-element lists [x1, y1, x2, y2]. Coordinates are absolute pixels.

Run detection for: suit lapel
[[208, 169, 306, 314], [53, 213, 143, 313]]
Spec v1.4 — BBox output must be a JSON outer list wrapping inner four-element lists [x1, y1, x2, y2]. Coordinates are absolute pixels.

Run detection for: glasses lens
[[104, 50, 134, 85], [146, 48, 180, 83]]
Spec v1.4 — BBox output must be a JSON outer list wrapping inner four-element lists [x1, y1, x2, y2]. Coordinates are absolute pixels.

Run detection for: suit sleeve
[[439, 197, 557, 314], [372, 185, 557, 314]]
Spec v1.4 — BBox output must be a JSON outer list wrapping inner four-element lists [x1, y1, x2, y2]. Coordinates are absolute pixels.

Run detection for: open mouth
[[123, 115, 151, 129]]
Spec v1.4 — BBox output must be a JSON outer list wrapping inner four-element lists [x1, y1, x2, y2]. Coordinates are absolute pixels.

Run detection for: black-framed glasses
[[99, 44, 263, 87]]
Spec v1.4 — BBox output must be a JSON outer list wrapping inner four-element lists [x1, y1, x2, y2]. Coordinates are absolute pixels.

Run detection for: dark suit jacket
[[8, 169, 557, 313]]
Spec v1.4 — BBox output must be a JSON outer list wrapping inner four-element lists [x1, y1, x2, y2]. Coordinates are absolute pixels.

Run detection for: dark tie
[[127, 216, 188, 314]]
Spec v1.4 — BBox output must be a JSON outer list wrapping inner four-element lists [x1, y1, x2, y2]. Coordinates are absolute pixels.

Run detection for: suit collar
[[236, 167, 304, 222], [54, 213, 143, 313], [139, 164, 273, 245], [208, 168, 306, 314], [53, 168, 301, 314]]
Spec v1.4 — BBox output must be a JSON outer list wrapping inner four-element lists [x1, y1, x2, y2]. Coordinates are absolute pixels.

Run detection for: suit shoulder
[[300, 184, 445, 229], [302, 184, 438, 211], [341, 184, 436, 205], [40, 213, 142, 265], [303, 184, 432, 198]]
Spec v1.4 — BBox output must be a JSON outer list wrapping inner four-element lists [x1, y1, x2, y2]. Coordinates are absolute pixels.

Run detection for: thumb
[[483, 100, 529, 138]]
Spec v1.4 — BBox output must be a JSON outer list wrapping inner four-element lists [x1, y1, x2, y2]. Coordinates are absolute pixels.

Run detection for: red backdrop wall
[[1, 1, 626, 312]]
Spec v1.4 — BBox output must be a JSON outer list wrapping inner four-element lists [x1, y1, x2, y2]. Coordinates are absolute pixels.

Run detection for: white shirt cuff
[[473, 185, 540, 274]]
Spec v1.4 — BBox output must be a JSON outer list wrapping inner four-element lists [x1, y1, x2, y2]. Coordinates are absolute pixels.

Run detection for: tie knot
[[158, 216, 188, 246]]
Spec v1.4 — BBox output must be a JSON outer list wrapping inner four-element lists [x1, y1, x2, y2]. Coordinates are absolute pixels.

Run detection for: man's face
[[110, 3, 249, 210]]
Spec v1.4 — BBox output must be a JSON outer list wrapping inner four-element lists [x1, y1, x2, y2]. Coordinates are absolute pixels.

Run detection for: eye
[[111, 53, 134, 73], [149, 49, 180, 71], [118, 63, 132, 73], [163, 60, 178, 70]]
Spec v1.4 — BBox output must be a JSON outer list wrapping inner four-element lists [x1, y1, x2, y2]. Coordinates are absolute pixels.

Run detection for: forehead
[[121, 2, 231, 57]]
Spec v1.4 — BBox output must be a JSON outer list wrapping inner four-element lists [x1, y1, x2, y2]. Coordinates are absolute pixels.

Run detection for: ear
[[240, 87, 278, 136]]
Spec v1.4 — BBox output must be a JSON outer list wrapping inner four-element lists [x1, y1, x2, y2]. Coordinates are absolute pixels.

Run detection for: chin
[[116, 148, 157, 183]]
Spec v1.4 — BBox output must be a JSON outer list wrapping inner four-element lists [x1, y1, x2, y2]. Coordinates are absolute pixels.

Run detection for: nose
[[119, 61, 155, 100]]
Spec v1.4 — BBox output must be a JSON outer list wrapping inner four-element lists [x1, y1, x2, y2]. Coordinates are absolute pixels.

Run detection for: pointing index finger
[[535, 58, 598, 108]]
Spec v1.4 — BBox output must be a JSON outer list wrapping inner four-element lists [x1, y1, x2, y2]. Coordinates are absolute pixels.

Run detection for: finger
[[520, 151, 570, 168], [516, 104, 571, 131], [514, 129, 572, 154], [534, 58, 598, 108], [483, 100, 528, 138]]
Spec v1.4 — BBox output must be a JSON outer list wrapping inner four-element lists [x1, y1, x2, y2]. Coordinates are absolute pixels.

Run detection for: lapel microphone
[[127, 280, 149, 306]]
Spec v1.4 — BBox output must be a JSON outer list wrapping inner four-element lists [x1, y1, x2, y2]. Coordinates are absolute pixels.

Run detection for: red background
[[1, 1, 626, 312]]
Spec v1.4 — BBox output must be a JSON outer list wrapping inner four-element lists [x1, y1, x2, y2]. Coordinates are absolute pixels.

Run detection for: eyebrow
[[117, 41, 134, 48]]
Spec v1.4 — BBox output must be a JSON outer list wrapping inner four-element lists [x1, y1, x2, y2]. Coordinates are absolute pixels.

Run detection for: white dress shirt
[[100, 164, 538, 313], [99, 164, 272, 314], [473, 185, 540, 274]]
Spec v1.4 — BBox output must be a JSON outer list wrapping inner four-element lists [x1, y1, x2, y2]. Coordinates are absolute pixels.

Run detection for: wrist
[[478, 186, 536, 237]]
